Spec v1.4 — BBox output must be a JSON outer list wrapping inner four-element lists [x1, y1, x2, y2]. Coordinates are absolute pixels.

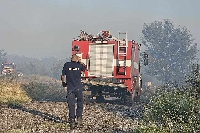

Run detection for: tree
[[141, 19, 199, 85], [0, 49, 7, 64], [50, 58, 70, 79], [185, 63, 200, 97]]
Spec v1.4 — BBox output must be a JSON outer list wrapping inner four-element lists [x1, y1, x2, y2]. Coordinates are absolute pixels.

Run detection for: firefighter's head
[[71, 54, 79, 62]]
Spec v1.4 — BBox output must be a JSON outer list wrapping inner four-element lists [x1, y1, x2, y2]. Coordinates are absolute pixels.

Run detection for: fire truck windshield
[[3, 64, 14, 69]]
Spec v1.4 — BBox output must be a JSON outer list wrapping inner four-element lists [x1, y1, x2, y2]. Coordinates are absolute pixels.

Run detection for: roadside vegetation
[[0, 76, 31, 106], [132, 64, 200, 133], [0, 74, 67, 107], [0, 65, 199, 132], [21, 75, 67, 102]]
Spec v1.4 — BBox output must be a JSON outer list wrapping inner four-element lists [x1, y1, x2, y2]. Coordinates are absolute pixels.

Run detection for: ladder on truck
[[117, 32, 128, 75]]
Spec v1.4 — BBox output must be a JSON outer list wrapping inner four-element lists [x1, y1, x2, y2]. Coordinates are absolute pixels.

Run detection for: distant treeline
[[5, 54, 70, 80]]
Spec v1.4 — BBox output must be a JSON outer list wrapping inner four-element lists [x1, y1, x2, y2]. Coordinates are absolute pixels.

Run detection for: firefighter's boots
[[77, 117, 83, 127], [69, 119, 75, 130]]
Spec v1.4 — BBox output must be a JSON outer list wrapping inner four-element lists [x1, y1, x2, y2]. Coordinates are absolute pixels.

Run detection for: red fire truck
[[71, 30, 146, 103], [1, 62, 23, 77], [1, 62, 15, 76]]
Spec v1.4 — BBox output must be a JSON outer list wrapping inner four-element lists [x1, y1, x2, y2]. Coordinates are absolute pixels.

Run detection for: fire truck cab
[[72, 30, 142, 102], [1, 62, 23, 77], [1, 62, 15, 76]]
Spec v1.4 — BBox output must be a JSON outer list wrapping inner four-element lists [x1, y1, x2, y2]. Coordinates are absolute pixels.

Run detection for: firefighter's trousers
[[67, 89, 83, 120]]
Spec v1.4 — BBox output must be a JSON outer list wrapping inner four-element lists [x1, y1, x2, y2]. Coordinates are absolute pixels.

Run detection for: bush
[[131, 125, 167, 133], [21, 81, 67, 102], [132, 86, 200, 133], [140, 86, 157, 104], [132, 64, 200, 133], [186, 64, 200, 97], [0, 77, 31, 106]]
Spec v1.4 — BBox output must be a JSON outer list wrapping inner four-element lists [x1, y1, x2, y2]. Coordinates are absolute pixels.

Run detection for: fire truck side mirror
[[144, 58, 148, 66], [143, 53, 148, 66]]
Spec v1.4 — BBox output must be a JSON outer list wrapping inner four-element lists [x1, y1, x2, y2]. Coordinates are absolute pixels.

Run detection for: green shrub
[[132, 64, 200, 133], [132, 87, 200, 133], [131, 125, 167, 133], [140, 86, 157, 104], [185, 64, 200, 98]]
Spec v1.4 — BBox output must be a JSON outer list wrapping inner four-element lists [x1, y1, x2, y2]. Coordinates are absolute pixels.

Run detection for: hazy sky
[[0, 0, 199, 59]]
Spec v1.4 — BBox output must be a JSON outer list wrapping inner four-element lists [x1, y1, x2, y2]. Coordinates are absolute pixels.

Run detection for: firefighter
[[61, 54, 86, 130]]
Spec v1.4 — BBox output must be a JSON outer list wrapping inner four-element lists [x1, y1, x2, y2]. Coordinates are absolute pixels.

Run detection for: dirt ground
[[0, 101, 143, 133]]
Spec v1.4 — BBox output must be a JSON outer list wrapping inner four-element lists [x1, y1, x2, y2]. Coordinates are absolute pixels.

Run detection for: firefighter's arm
[[78, 57, 87, 71], [61, 75, 65, 82], [80, 62, 86, 67], [80, 62, 87, 71], [61, 75, 66, 87], [61, 65, 67, 87]]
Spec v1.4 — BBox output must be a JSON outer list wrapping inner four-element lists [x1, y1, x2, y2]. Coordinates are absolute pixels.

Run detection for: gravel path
[[0, 101, 142, 133]]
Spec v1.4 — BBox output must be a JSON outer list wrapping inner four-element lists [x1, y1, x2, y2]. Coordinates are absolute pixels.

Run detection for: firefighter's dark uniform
[[62, 60, 86, 128]]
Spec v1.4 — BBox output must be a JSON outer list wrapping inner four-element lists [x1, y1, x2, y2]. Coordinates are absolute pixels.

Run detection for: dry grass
[[0, 77, 31, 106]]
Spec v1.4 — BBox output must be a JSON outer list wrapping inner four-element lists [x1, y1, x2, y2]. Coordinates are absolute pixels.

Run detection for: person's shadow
[[8, 103, 68, 123]]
